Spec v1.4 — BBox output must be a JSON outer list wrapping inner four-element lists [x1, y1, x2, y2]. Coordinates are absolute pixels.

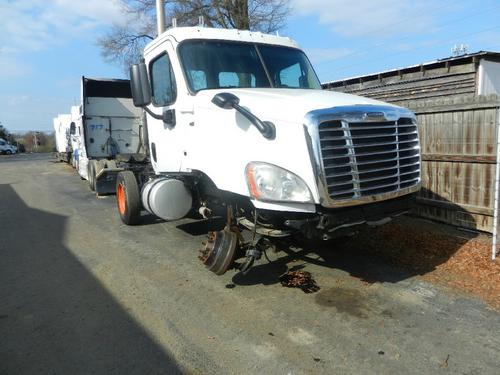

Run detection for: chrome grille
[[318, 117, 420, 200]]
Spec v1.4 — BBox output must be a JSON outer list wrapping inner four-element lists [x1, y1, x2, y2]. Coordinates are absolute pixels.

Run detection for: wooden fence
[[397, 95, 500, 232]]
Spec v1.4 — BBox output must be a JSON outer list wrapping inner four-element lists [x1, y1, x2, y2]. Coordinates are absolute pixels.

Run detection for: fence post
[[492, 106, 500, 260]]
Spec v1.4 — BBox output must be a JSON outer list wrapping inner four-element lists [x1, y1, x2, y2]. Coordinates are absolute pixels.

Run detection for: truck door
[[85, 117, 111, 158], [146, 48, 184, 172]]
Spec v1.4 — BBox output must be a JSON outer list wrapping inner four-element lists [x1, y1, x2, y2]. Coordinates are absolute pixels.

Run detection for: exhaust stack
[[156, 0, 166, 35]]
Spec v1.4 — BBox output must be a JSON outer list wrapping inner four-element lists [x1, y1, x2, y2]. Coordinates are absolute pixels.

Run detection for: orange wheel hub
[[117, 183, 126, 215]]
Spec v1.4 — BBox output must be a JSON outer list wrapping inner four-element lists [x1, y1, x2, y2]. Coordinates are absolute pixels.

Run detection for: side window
[[0, 140, 5, 146], [150, 53, 177, 106]]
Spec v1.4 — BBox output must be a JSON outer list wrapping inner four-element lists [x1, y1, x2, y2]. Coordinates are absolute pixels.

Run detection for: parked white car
[[0, 138, 17, 155]]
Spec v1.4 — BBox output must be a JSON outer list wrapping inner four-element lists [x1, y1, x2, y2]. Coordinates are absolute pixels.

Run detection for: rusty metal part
[[279, 270, 320, 293], [199, 228, 238, 275], [237, 217, 290, 237]]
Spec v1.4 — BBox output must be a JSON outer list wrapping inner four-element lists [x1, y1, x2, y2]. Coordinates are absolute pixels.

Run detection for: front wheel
[[116, 171, 141, 225], [5, 150, 12, 155]]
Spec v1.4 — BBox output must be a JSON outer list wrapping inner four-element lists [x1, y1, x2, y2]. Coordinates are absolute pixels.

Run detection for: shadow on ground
[[176, 217, 226, 235], [106, 183, 478, 290], [0, 184, 183, 375]]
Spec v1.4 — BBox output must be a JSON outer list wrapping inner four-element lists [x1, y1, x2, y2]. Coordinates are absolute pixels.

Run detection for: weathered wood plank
[[408, 98, 500, 114], [421, 154, 496, 163], [414, 205, 493, 232], [323, 62, 477, 91], [347, 73, 476, 96], [369, 86, 476, 103], [416, 196, 493, 216]]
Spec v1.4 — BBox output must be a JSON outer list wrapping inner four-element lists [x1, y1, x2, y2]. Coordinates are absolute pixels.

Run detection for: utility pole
[[156, 0, 165, 35], [33, 132, 39, 152]]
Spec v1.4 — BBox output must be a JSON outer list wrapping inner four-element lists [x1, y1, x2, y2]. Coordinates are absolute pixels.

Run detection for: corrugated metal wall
[[403, 95, 499, 232]]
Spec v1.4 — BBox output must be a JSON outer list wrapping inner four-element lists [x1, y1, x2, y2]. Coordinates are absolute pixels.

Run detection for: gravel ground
[[1, 153, 499, 375]]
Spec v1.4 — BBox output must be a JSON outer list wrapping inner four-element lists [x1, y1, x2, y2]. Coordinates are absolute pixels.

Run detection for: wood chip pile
[[350, 218, 500, 310]]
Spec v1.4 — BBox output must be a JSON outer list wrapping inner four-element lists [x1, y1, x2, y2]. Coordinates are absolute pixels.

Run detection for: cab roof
[[144, 26, 299, 54]]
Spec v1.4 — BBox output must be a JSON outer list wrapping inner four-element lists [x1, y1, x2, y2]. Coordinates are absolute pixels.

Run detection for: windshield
[[179, 40, 321, 92]]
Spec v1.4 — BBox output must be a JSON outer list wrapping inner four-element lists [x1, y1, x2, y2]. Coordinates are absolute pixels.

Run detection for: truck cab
[[122, 26, 421, 275], [0, 138, 17, 155]]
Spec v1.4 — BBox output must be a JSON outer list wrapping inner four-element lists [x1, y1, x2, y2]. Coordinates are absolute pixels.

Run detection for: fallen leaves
[[279, 270, 320, 293]]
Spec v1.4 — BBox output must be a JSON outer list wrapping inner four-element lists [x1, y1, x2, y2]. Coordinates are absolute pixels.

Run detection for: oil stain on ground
[[315, 287, 374, 318]]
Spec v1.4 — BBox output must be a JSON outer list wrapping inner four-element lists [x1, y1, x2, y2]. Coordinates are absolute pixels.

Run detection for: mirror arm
[[233, 104, 276, 140], [143, 106, 163, 120]]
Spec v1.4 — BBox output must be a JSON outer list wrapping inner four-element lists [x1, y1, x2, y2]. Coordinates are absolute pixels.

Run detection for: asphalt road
[[1, 153, 499, 375]]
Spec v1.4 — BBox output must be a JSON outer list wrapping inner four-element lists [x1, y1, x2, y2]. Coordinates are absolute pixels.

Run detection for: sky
[[1, 0, 500, 132]]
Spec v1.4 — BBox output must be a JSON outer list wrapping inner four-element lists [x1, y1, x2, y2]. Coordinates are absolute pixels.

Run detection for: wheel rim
[[117, 183, 126, 215], [200, 229, 238, 275]]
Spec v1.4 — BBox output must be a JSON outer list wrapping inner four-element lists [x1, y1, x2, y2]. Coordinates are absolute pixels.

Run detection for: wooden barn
[[322, 52, 500, 258], [322, 51, 500, 104]]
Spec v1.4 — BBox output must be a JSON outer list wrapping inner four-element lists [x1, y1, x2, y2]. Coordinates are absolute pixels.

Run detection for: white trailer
[[70, 77, 145, 194], [69, 105, 83, 169], [53, 114, 72, 163]]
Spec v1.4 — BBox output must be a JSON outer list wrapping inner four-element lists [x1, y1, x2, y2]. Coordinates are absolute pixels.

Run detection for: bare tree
[[0, 123, 8, 139], [98, 0, 291, 71]]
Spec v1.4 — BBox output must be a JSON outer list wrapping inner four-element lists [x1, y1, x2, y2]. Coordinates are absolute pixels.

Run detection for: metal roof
[[323, 51, 500, 87]]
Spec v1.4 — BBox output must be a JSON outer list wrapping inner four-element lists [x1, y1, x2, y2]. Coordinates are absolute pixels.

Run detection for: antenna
[[451, 43, 469, 57]]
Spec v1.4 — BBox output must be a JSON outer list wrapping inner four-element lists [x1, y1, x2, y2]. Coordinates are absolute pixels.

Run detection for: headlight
[[245, 162, 313, 203]]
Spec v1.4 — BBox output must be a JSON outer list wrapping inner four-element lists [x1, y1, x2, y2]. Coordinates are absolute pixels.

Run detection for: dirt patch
[[347, 217, 500, 310]]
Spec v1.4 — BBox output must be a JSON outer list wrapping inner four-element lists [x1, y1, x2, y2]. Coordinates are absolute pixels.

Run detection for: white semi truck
[[53, 113, 72, 162], [115, 4, 421, 275], [0, 138, 17, 155], [69, 77, 145, 194]]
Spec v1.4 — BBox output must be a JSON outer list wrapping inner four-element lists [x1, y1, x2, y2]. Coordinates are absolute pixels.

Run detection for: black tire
[[88, 160, 96, 191], [5, 150, 12, 155], [116, 171, 141, 225]]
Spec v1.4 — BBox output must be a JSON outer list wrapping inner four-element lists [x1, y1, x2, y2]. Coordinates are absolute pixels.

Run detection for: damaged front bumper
[[258, 193, 416, 240]]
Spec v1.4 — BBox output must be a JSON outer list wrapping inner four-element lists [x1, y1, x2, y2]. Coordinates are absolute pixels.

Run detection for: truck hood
[[194, 88, 401, 123], [186, 88, 407, 212]]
